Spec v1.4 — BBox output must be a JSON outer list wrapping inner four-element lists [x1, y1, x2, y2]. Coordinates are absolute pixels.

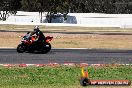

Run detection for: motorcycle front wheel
[[17, 44, 26, 53]]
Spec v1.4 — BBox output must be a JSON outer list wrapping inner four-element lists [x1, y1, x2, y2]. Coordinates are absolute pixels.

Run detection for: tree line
[[0, 0, 132, 21]]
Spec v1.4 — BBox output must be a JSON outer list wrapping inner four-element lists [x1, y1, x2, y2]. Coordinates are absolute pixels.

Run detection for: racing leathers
[[30, 30, 46, 44]]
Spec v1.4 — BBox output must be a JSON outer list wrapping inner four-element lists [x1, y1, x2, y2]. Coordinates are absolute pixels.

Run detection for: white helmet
[[34, 26, 39, 29], [34, 26, 40, 32]]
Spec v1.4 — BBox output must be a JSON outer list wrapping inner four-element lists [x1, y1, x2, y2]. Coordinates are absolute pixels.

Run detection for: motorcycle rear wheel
[[40, 42, 51, 54]]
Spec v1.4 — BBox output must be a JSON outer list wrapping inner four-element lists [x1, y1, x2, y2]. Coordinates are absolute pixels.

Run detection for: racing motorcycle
[[17, 32, 53, 54]]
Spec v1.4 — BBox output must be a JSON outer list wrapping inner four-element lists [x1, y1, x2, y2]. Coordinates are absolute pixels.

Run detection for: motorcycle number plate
[[46, 45, 49, 47]]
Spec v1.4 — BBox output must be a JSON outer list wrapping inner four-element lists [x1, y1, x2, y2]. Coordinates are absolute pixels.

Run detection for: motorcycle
[[17, 32, 53, 54]]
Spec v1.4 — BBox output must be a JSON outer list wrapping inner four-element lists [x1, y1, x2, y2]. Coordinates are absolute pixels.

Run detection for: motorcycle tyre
[[17, 44, 26, 53], [40, 42, 51, 54]]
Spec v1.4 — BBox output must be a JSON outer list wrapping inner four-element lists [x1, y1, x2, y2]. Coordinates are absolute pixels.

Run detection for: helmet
[[34, 26, 40, 33]]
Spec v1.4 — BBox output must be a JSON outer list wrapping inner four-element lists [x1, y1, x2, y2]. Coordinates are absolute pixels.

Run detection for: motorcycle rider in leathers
[[30, 26, 46, 45]]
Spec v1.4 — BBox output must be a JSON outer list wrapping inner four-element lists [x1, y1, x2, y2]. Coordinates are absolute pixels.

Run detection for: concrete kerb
[[0, 63, 131, 68]]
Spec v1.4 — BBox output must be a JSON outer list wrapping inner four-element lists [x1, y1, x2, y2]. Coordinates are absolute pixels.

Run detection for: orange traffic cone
[[80, 67, 91, 86], [81, 67, 89, 78]]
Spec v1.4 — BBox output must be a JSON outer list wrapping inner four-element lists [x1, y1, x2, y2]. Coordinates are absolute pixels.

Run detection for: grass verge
[[0, 65, 131, 88], [1, 24, 132, 33], [1, 32, 132, 49]]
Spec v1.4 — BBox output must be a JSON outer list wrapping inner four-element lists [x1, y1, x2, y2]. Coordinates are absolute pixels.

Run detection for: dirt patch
[[0, 32, 132, 49]]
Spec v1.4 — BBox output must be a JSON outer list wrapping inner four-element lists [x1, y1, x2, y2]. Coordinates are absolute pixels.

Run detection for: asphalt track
[[0, 48, 132, 64]]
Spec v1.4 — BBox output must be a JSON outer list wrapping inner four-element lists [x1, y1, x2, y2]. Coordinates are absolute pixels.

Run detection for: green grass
[[0, 66, 131, 88]]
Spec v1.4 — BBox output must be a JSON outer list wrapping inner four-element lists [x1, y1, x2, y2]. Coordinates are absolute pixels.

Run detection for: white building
[[5, 11, 132, 28]]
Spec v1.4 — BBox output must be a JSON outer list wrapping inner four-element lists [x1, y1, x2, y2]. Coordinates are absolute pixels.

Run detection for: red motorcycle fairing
[[22, 36, 37, 45], [46, 36, 53, 43]]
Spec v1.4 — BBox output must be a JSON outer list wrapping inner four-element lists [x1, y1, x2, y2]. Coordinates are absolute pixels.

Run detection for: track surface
[[0, 48, 132, 64]]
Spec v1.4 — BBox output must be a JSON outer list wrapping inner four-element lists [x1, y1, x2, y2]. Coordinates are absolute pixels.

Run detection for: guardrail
[[0, 21, 120, 28]]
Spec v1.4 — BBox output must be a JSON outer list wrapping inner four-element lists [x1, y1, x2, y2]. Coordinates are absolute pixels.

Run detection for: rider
[[30, 26, 46, 44]]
